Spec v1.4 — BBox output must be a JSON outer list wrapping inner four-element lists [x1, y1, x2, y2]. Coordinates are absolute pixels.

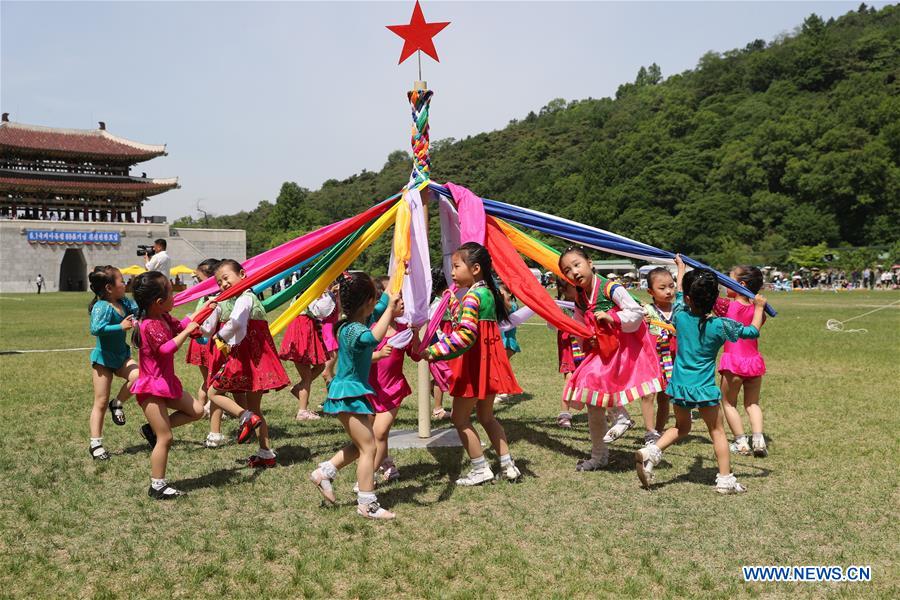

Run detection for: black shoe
[[108, 400, 126, 426], [140, 424, 157, 449], [89, 443, 110, 461], [147, 483, 184, 500]]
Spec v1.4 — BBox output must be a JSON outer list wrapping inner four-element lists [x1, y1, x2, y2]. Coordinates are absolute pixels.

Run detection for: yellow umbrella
[[170, 264, 196, 276], [120, 265, 146, 276]]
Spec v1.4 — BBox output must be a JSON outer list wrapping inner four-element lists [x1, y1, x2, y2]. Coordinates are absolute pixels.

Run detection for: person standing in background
[[143, 239, 171, 278], [36, 274, 44, 294]]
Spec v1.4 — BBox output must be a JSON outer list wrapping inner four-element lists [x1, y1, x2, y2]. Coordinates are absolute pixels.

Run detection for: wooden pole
[[417, 352, 431, 438]]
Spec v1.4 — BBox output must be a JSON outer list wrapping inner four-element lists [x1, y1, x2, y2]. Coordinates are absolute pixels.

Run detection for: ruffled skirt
[[279, 314, 328, 365], [449, 321, 522, 400], [563, 322, 663, 409], [208, 319, 290, 393]]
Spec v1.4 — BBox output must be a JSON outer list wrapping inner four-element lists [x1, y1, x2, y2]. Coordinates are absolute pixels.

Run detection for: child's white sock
[[752, 433, 765, 445], [318, 460, 338, 479], [357, 491, 377, 506], [471, 456, 487, 471], [150, 478, 167, 491], [735, 434, 748, 445], [257, 448, 276, 459], [499, 453, 513, 467], [90, 437, 103, 447], [238, 409, 252, 425]]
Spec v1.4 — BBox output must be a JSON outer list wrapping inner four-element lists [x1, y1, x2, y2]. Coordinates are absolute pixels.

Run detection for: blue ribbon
[[251, 251, 323, 295], [425, 182, 776, 317]]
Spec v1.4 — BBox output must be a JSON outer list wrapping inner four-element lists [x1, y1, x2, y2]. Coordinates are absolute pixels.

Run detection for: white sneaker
[[204, 432, 226, 448], [752, 437, 768, 458], [455, 466, 495, 486], [357, 501, 395, 520], [644, 430, 661, 446], [715, 473, 747, 494], [603, 417, 634, 443], [730, 437, 751, 455], [634, 444, 662, 489], [497, 462, 522, 482]]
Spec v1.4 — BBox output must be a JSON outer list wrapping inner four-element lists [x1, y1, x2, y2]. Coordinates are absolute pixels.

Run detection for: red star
[[386, 1, 450, 64]]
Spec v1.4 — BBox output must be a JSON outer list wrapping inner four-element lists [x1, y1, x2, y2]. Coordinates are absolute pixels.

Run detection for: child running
[[425, 242, 523, 485], [87, 266, 140, 460], [559, 247, 662, 471], [555, 278, 584, 429], [201, 259, 290, 466], [129, 271, 207, 498], [635, 256, 766, 494], [185, 259, 218, 421], [640, 267, 677, 445], [716, 265, 768, 457], [369, 311, 420, 484], [279, 291, 333, 421], [308, 272, 403, 519]]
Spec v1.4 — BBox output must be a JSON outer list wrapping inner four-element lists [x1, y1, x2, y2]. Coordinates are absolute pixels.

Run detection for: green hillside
[[176, 4, 900, 271]]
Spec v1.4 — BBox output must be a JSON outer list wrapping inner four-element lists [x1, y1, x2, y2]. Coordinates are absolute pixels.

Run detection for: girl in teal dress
[[87, 266, 140, 460], [635, 256, 767, 494], [309, 272, 403, 520]]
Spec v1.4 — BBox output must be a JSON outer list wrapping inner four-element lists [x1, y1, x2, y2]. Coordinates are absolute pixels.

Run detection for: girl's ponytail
[[685, 269, 719, 336]]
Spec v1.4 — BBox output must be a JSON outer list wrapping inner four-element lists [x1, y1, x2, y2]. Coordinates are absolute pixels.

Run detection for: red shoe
[[237, 412, 262, 444], [247, 454, 276, 469]]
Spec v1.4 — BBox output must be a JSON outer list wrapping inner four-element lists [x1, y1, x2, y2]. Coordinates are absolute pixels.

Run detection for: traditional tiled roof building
[[0, 114, 178, 223]]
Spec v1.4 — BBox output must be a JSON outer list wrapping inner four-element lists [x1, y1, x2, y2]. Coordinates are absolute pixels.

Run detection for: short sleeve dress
[[666, 294, 760, 408], [89, 298, 138, 370], [323, 322, 380, 415]]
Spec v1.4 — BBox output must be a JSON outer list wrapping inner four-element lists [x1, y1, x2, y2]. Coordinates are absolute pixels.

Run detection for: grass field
[[0, 290, 898, 599]]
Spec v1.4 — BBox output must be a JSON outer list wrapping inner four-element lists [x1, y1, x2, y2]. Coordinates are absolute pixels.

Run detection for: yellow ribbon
[[495, 218, 565, 279], [269, 202, 400, 336], [388, 191, 411, 294]]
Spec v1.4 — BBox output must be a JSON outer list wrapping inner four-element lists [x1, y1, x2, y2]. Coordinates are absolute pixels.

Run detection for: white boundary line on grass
[[0, 347, 92, 355]]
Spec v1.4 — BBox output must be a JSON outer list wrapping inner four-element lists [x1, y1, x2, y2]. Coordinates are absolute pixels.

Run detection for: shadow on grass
[[375, 450, 538, 508], [647, 456, 773, 491]]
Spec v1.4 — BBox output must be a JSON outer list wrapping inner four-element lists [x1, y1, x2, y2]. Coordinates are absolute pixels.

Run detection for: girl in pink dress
[[369, 322, 421, 483], [559, 247, 663, 471], [319, 284, 341, 385], [716, 265, 768, 457], [428, 272, 455, 420], [130, 271, 209, 499]]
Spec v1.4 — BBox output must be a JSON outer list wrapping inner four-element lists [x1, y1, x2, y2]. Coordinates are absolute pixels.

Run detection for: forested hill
[[176, 5, 899, 270]]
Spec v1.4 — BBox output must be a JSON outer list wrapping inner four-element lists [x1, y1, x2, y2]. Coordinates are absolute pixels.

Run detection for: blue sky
[[2, 1, 886, 220]]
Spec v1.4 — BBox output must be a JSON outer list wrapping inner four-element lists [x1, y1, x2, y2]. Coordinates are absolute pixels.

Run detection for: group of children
[[85, 241, 769, 515]]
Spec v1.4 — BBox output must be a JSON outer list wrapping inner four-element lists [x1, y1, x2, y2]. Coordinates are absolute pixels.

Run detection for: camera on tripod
[[136, 244, 155, 258]]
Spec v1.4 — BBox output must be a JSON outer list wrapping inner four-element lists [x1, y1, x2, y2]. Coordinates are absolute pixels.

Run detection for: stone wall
[[0, 220, 246, 293]]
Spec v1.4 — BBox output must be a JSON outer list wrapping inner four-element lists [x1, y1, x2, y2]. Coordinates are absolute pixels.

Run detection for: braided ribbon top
[[408, 89, 433, 187]]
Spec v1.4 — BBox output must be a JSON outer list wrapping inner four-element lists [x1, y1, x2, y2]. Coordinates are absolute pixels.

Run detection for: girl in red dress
[[279, 292, 332, 421], [201, 259, 290, 468], [425, 242, 522, 486]]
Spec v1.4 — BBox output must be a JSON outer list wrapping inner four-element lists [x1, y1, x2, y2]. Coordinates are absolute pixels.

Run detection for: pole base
[[387, 427, 468, 449]]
